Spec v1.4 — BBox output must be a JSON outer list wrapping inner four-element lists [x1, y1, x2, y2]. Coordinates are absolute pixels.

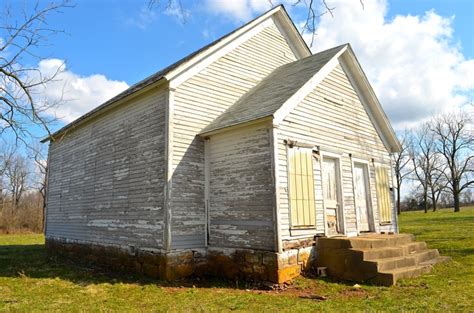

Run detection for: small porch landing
[[316, 233, 449, 286]]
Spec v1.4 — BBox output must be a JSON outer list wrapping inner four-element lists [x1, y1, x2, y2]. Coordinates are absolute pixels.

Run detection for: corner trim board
[[163, 88, 175, 251], [270, 126, 282, 253]]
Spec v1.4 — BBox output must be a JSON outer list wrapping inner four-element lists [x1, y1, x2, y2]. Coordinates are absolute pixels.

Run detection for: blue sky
[[3, 0, 474, 134], [44, 0, 474, 83]]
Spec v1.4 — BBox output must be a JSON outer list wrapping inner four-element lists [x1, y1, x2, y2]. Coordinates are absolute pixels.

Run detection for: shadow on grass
[[0, 244, 247, 290]]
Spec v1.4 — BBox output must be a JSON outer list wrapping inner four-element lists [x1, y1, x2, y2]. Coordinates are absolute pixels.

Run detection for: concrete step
[[411, 249, 439, 264], [347, 234, 415, 249], [318, 234, 415, 249], [351, 241, 428, 261], [367, 249, 438, 272], [372, 264, 433, 286], [372, 255, 417, 272], [315, 233, 446, 286]]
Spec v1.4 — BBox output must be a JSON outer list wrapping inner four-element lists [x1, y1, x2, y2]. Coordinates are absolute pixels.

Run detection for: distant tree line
[[393, 110, 474, 214]]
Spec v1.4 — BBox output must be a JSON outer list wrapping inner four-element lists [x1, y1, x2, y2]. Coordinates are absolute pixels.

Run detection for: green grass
[[1, 207, 473, 312]]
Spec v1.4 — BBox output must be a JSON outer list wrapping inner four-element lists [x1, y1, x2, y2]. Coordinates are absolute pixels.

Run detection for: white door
[[354, 163, 371, 232], [322, 157, 342, 235]]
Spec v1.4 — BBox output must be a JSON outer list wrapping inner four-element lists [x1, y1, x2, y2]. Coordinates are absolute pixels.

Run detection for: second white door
[[354, 163, 371, 232]]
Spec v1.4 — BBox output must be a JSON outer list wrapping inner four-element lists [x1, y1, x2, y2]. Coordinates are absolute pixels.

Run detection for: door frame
[[320, 151, 346, 236], [351, 158, 375, 234]]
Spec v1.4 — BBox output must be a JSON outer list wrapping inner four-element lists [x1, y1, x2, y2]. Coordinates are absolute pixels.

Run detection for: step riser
[[376, 257, 417, 272], [412, 249, 439, 264], [348, 236, 415, 249], [317, 234, 415, 249], [362, 248, 404, 260], [373, 265, 433, 286], [357, 242, 428, 261]]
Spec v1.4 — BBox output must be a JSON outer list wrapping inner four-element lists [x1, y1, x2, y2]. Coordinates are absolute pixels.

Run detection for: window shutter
[[375, 166, 392, 223], [288, 147, 315, 227]]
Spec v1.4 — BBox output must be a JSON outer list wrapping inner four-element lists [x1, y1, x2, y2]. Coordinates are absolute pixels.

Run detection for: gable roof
[[42, 5, 310, 143], [200, 44, 401, 153], [200, 44, 347, 135]]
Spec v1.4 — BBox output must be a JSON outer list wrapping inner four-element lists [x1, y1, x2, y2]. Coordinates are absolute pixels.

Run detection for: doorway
[[322, 155, 343, 236], [353, 162, 373, 232]]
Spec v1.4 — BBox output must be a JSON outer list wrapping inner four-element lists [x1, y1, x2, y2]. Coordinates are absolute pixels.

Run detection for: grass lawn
[[1, 207, 473, 312]]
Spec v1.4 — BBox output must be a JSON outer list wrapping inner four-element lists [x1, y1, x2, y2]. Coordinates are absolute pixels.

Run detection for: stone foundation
[[46, 237, 317, 283]]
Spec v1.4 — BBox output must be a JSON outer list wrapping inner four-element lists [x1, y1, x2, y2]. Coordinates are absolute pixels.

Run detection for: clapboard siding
[[277, 63, 395, 240], [46, 88, 167, 249], [170, 19, 298, 249], [208, 123, 274, 250]]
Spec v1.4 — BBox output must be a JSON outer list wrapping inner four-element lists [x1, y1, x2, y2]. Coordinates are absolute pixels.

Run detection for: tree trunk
[[431, 190, 437, 212], [424, 192, 428, 213], [453, 180, 460, 212], [453, 191, 460, 212], [397, 184, 401, 215]]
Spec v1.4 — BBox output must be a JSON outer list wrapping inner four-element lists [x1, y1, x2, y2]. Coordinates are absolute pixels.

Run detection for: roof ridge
[[42, 5, 289, 142]]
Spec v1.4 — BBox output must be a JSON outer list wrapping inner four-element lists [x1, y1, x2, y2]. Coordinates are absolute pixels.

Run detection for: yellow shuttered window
[[375, 166, 392, 224], [288, 147, 316, 227]]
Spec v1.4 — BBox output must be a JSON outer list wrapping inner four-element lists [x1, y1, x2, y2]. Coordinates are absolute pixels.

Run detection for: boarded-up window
[[375, 165, 392, 223], [288, 147, 315, 227]]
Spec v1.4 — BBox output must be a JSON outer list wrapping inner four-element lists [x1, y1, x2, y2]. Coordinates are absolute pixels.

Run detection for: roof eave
[[41, 78, 169, 143]]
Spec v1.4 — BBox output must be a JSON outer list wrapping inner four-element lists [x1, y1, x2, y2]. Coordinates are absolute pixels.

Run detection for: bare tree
[[431, 111, 474, 212], [0, 144, 15, 211], [5, 154, 29, 209], [393, 130, 413, 215], [410, 123, 439, 213], [28, 144, 48, 231], [427, 154, 448, 212], [1, 1, 71, 145]]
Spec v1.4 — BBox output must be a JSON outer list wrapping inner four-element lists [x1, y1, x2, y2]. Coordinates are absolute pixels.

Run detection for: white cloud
[[204, 0, 275, 21], [127, 7, 159, 30], [305, 0, 473, 129], [35, 59, 129, 123], [203, 0, 473, 129]]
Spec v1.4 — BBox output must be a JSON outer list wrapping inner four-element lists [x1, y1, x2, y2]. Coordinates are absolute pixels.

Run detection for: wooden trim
[[43, 143, 52, 235], [283, 139, 317, 149], [350, 157, 359, 235], [351, 157, 376, 234], [272, 10, 311, 59], [389, 153, 399, 233], [204, 138, 210, 247], [199, 116, 272, 137], [163, 88, 175, 251], [270, 126, 282, 253], [320, 151, 346, 235]]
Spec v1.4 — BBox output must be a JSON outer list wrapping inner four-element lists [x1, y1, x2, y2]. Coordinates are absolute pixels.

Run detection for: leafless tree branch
[[1, 1, 72, 145]]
